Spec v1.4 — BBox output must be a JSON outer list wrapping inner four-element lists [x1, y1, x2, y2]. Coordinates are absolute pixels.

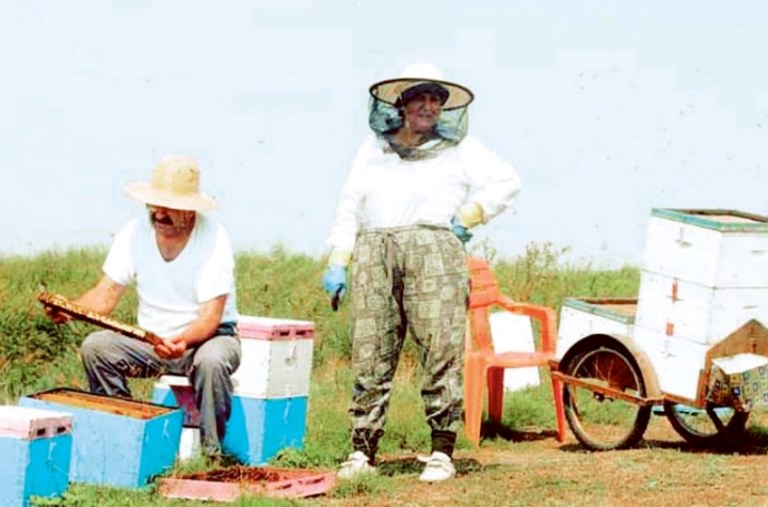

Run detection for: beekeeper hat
[[124, 155, 218, 211], [369, 62, 474, 110]]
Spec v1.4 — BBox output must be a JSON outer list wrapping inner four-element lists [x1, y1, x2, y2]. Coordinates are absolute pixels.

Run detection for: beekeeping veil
[[368, 63, 474, 160]]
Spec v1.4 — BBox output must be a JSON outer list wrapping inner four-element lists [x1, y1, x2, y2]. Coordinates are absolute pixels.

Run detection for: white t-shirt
[[102, 214, 238, 338], [324, 135, 522, 252]]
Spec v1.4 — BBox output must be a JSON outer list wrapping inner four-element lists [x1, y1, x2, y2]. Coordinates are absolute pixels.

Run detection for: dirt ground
[[318, 415, 768, 507]]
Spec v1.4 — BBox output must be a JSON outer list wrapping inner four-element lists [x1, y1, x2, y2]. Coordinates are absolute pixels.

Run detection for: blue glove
[[323, 264, 347, 299], [451, 216, 473, 243]]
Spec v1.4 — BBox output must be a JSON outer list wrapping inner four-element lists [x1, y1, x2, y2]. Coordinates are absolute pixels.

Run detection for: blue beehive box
[[19, 388, 182, 489], [222, 394, 307, 465], [152, 384, 307, 465], [0, 405, 72, 507]]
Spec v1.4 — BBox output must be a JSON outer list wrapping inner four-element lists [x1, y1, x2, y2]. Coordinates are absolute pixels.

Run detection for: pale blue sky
[[1, 1, 767, 267]]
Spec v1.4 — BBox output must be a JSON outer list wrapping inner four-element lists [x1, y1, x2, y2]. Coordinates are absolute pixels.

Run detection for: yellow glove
[[456, 202, 485, 228], [328, 249, 352, 267]]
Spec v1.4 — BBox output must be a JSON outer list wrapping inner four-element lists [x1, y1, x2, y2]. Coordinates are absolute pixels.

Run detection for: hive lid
[[562, 297, 637, 325], [0, 405, 72, 439], [651, 208, 768, 232], [237, 315, 314, 340]]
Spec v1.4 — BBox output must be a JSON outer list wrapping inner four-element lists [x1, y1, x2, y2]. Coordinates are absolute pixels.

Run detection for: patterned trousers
[[80, 329, 241, 456], [348, 225, 468, 457]]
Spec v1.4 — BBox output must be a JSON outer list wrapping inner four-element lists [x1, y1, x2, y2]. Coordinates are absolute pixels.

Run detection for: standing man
[[323, 63, 521, 482], [47, 155, 240, 460]]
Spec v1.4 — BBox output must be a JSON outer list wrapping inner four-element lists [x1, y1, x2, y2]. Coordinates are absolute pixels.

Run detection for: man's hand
[[44, 306, 72, 325], [45, 275, 126, 327], [154, 335, 188, 359]]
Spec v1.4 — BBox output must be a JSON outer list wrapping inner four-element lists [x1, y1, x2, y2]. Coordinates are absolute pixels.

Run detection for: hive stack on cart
[[153, 315, 315, 465], [557, 208, 768, 408], [555, 208, 768, 451], [0, 406, 73, 507], [635, 208, 768, 402]]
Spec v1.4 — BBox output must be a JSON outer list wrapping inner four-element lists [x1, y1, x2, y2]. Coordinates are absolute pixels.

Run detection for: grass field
[[3, 245, 767, 506]]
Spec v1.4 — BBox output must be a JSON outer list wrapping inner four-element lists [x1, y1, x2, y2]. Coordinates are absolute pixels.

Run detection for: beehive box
[[635, 271, 768, 344], [152, 380, 308, 466], [556, 298, 638, 360], [19, 389, 182, 489], [634, 326, 710, 401], [637, 209, 768, 346], [641, 208, 768, 287], [0, 406, 72, 507], [232, 316, 315, 398], [222, 395, 307, 466]]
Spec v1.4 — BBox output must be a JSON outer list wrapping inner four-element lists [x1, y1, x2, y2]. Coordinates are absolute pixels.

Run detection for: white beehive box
[[632, 326, 710, 401], [556, 298, 637, 360], [635, 271, 768, 345], [641, 208, 768, 288], [232, 316, 315, 398], [637, 208, 768, 346]]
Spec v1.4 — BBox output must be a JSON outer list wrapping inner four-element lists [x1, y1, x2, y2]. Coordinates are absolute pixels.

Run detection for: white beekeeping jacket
[[325, 134, 521, 253]]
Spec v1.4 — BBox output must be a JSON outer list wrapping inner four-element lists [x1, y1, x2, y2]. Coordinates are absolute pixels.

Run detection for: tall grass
[[0, 242, 637, 403]]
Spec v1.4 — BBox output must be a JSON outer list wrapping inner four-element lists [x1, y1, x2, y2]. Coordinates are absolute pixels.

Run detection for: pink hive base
[[158, 466, 336, 502]]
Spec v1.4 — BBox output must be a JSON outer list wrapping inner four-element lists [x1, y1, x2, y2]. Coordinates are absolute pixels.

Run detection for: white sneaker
[[417, 451, 456, 482], [337, 451, 376, 479]]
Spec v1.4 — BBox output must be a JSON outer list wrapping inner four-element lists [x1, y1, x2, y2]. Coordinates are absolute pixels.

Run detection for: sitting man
[[47, 155, 240, 459]]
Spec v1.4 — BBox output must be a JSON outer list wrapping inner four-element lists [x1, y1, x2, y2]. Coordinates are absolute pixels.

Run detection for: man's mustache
[[151, 213, 174, 226]]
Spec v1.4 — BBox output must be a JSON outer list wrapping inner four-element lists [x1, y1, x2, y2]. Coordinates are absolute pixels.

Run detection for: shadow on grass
[[480, 421, 560, 443], [378, 456, 485, 477], [641, 428, 768, 456], [554, 427, 768, 456]]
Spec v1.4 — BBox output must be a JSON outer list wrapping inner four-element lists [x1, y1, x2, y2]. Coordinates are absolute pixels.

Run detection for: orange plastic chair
[[463, 257, 566, 444]]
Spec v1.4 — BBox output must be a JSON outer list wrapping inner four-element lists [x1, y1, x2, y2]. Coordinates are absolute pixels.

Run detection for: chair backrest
[[467, 257, 501, 309], [465, 256, 556, 356], [466, 257, 500, 352]]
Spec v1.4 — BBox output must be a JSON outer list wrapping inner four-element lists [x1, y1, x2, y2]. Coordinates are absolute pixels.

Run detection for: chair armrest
[[495, 295, 558, 353]]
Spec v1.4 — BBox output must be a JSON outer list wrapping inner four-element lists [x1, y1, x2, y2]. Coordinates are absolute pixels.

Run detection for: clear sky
[[1, 1, 767, 267]]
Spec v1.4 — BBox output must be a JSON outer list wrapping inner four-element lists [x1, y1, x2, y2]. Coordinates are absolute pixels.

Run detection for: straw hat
[[124, 156, 218, 211], [369, 62, 474, 110]]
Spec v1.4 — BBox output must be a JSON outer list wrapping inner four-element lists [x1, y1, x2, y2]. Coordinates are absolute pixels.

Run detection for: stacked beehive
[[633, 208, 768, 401], [224, 315, 314, 465], [153, 315, 315, 465]]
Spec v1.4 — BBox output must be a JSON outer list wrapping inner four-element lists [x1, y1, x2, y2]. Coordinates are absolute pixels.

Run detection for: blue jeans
[[80, 329, 241, 456]]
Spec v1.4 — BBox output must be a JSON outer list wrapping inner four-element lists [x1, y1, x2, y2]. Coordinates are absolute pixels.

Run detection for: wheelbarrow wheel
[[563, 343, 651, 451], [664, 402, 749, 445]]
